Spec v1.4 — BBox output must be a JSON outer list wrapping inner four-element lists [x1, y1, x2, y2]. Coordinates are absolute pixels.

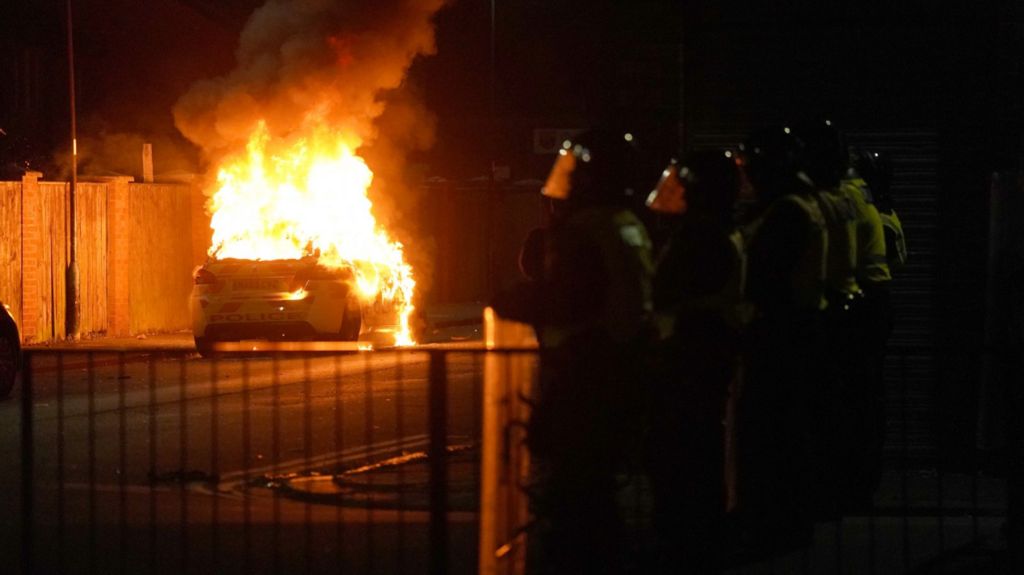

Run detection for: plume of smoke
[[359, 81, 439, 292], [174, 0, 447, 298], [51, 119, 199, 181], [174, 0, 447, 161]]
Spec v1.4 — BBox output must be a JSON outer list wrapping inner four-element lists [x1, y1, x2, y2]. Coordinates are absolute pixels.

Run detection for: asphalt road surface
[[1, 346, 487, 575]]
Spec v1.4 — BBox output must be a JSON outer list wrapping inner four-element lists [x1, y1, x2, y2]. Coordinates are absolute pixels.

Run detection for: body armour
[[815, 186, 861, 297], [539, 205, 654, 348], [746, 193, 828, 314]]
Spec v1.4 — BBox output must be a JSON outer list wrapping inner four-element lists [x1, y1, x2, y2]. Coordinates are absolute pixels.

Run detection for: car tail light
[[193, 267, 218, 285], [288, 274, 310, 292]]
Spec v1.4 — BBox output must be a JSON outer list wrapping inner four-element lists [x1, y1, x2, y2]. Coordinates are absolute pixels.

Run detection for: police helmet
[[542, 128, 643, 206], [790, 118, 847, 189], [645, 160, 685, 215], [850, 147, 893, 212], [647, 149, 739, 219], [739, 125, 809, 205]]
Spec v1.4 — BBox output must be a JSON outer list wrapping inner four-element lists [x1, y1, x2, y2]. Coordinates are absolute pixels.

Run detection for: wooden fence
[[0, 174, 201, 343], [125, 182, 195, 334], [2, 174, 543, 343], [0, 181, 22, 330]]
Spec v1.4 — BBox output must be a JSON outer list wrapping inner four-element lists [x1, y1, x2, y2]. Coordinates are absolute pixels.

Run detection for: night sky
[[2, 0, 673, 177], [1, 0, 1021, 460], [3, 1, 1020, 179]]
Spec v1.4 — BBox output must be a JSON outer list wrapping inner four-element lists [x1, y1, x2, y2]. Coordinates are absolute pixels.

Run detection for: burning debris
[[174, 0, 448, 346]]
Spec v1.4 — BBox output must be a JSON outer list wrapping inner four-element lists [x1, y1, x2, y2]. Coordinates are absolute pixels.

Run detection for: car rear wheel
[[339, 298, 362, 341], [194, 336, 215, 358], [0, 331, 18, 399]]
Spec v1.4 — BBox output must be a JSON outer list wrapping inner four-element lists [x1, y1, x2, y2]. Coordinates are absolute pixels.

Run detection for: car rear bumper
[[200, 321, 321, 341]]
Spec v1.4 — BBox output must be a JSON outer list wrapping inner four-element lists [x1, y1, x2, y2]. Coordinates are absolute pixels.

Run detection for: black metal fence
[[716, 346, 1017, 574], [3, 344, 1018, 574], [8, 347, 487, 575]]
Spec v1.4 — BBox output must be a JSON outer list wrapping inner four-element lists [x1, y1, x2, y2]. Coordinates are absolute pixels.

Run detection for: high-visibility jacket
[[815, 187, 861, 297], [879, 209, 907, 270], [539, 205, 654, 348], [652, 212, 746, 338], [746, 192, 828, 314], [841, 178, 891, 286]]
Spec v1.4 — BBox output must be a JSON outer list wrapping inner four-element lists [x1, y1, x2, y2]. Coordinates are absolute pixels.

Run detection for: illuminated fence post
[[479, 307, 537, 575]]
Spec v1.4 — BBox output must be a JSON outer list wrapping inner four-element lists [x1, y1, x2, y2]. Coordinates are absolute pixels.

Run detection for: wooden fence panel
[[128, 183, 193, 333], [76, 183, 107, 335], [39, 182, 68, 341], [0, 182, 21, 329]]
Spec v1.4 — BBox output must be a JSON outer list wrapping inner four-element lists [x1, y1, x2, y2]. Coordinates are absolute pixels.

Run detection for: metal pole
[[490, 0, 496, 117], [65, 0, 80, 339], [486, 0, 497, 298], [678, 29, 687, 154]]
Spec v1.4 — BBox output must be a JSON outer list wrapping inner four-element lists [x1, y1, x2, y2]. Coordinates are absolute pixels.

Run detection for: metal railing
[[5, 341, 1017, 574], [715, 345, 1014, 574], [477, 341, 1017, 575], [10, 345, 487, 575]]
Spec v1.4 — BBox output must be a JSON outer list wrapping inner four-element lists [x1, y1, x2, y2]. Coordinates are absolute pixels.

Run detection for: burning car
[[171, 0, 445, 354], [190, 257, 405, 354], [189, 121, 417, 352]]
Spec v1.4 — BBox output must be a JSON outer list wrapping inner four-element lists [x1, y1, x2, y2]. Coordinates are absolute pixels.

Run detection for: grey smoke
[[174, 0, 448, 160]]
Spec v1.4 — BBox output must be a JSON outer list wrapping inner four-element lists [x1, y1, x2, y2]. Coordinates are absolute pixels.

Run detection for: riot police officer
[[845, 147, 899, 510], [645, 149, 743, 573], [851, 148, 905, 272], [493, 127, 654, 575], [734, 125, 827, 553], [792, 119, 880, 515], [793, 119, 863, 307]]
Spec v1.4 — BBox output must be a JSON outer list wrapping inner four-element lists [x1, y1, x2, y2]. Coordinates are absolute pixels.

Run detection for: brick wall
[[19, 172, 42, 341]]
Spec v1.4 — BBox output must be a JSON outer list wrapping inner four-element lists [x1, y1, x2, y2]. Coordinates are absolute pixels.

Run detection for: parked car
[[0, 301, 21, 399], [189, 257, 402, 355]]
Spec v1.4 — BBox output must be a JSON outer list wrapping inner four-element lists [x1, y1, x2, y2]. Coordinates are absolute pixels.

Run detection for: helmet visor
[[542, 150, 576, 200], [645, 163, 686, 214]]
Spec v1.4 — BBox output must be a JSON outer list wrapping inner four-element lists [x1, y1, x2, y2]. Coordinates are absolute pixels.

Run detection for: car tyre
[[340, 298, 362, 341], [194, 336, 215, 358]]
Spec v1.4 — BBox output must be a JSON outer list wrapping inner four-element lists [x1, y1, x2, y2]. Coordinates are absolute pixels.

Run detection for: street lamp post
[[485, 0, 497, 296], [65, 0, 80, 339]]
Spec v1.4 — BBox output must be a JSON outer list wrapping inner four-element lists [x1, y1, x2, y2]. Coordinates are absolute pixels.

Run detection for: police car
[[189, 257, 401, 354]]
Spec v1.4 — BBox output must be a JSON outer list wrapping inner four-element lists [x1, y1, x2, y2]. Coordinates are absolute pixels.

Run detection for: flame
[[208, 120, 416, 346]]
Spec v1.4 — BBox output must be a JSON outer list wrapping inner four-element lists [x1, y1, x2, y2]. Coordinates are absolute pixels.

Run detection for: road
[[0, 345, 487, 574], [4, 340, 1003, 574]]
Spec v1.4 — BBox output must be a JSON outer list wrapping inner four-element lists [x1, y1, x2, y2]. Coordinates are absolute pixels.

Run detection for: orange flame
[[208, 121, 415, 346]]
